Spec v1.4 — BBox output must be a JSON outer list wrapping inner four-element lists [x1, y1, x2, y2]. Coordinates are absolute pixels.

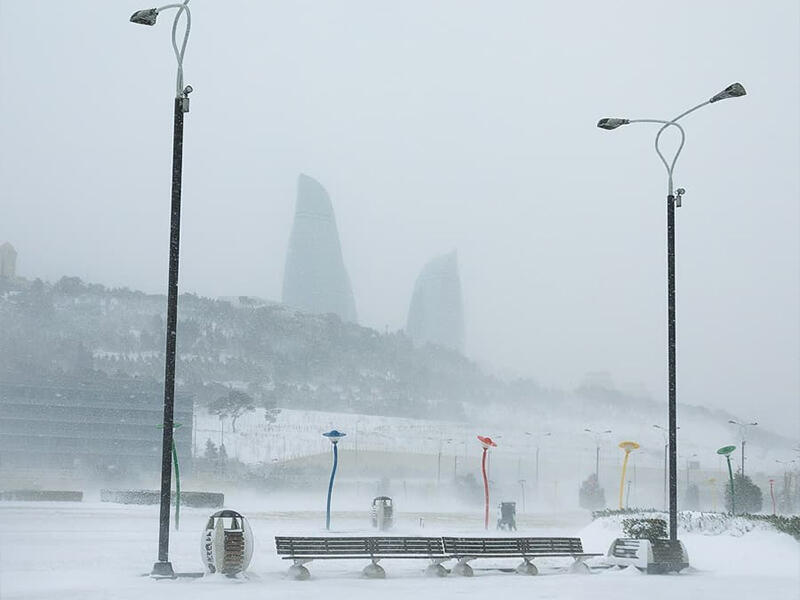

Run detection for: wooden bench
[[442, 536, 602, 576], [275, 536, 447, 579]]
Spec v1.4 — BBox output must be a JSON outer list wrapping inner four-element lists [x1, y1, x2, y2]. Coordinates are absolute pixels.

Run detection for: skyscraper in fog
[[282, 174, 357, 323], [406, 251, 464, 352], [0, 242, 17, 278]]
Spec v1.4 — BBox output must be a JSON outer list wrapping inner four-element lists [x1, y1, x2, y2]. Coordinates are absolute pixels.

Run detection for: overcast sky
[[1, 1, 798, 437]]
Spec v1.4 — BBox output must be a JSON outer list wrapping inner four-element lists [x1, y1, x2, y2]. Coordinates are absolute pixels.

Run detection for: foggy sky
[[1, 1, 797, 437]]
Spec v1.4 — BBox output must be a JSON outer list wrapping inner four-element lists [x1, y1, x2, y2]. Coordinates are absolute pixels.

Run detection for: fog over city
[[1, 2, 800, 599], [1, 1, 797, 434]]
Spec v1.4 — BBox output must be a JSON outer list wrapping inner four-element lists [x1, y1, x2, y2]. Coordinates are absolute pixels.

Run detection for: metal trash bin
[[200, 510, 254, 576], [371, 496, 394, 530], [497, 501, 517, 531]]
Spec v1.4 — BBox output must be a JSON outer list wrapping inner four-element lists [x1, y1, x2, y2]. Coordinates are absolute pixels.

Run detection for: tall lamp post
[[323, 430, 346, 530], [728, 419, 758, 476], [130, 1, 193, 579], [477, 436, 497, 530], [525, 431, 551, 497], [717, 445, 737, 514], [584, 428, 612, 482], [597, 82, 747, 541]]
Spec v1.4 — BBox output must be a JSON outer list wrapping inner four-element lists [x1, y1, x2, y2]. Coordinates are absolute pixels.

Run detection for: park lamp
[[716, 445, 736, 458], [477, 435, 497, 449], [709, 82, 747, 103], [323, 429, 346, 444]]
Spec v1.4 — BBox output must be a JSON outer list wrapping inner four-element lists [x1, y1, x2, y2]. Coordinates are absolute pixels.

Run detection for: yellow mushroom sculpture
[[618, 441, 640, 509]]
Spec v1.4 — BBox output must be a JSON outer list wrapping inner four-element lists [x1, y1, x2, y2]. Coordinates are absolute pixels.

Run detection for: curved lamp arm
[[597, 84, 746, 197], [131, 1, 192, 98], [166, 2, 191, 97]]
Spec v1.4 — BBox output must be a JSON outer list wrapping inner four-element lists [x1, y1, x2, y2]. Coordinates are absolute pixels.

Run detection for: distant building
[[282, 174, 358, 322], [0, 242, 16, 278], [0, 380, 193, 483], [406, 251, 465, 353]]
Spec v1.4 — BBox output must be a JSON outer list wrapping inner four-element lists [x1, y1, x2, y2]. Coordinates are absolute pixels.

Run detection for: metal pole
[[667, 192, 678, 542], [326, 442, 338, 530], [519, 480, 526, 512], [769, 479, 775, 515], [595, 444, 600, 481], [481, 447, 489, 530], [741, 439, 746, 476], [152, 96, 185, 579], [535, 446, 540, 494], [437, 448, 442, 487], [663, 443, 668, 510]]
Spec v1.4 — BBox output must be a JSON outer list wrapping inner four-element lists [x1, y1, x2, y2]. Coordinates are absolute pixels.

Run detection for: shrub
[[622, 518, 668, 540]]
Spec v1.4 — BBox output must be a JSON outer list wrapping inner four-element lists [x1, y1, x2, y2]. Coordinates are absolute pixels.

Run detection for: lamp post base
[[151, 561, 176, 579]]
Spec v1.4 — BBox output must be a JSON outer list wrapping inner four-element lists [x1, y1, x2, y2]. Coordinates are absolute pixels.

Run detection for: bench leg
[[569, 557, 591, 575], [451, 558, 474, 577], [425, 559, 448, 577], [362, 559, 386, 579], [288, 559, 311, 580], [516, 558, 538, 575]]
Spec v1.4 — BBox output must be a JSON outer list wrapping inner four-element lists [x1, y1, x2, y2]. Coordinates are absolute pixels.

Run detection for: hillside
[[0, 276, 789, 457], [0, 276, 502, 420]]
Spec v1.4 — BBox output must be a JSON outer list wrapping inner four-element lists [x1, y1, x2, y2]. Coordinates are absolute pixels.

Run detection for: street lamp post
[[323, 430, 346, 530], [477, 436, 497, 530], [653, 424, 680, 510], [728, 420, 758, 476], [597, 82, 747, 541], [685, 453, 698, 486], [525, 431, 551, 497], [584, 428, 612, 482], [130, 1, 193, 579]]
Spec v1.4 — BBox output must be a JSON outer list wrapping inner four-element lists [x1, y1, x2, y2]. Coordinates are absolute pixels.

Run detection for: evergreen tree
[[204, 439, 218, 460], [683, 483, 700, 511], [579, 473, 606, 510], [724, 472, 763, 514]]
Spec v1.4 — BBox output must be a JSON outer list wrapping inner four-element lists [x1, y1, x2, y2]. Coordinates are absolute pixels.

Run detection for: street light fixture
[[597, 82, 747, 542], [131, 1, 193, 580], [323, 430, 346, 530], [728, 420, 758, 476]]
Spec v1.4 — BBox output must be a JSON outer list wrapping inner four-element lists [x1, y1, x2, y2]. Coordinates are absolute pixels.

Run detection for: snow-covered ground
[[2, 497, 797, 600]]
